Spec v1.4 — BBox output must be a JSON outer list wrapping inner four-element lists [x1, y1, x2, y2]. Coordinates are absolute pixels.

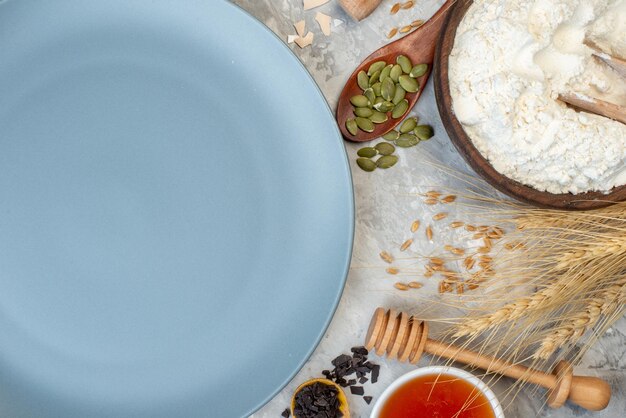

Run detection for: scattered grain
[[380, 251, 394, 264], [399, 25, 412, 33], [433, 212, 448, 221], [411, 220, 420, 233], [426, 226, 433, 241], [425, 198, 439, 205], [450, 221, 464, 228], [401, 1, 414, 9], [441, 195, 457, 204], [465, 224, 477, 232], [408, 281, 423, 289], [386, 267, 399, 275], [464, 256, 475, 270], [387, 27, 398, 39], [429, 257, 444, 266], [400, 239, 413, 251], [390, 3, 401, 14], [456, 283, 465, 294], [410, 19, 425, 28], [394, 282, 410, 291]]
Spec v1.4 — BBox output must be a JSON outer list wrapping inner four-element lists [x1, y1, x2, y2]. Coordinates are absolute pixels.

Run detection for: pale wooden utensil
[[337, 0, 455, 142], [558, 39, 626, 125], [365, 308, 612, 411], [290, 378, 350, 418], [558, 93, 626, 125], [338, 0, 383, 21]]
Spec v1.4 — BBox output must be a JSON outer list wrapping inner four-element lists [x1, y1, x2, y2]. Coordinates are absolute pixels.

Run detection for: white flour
[[449, 0, 626, 194]]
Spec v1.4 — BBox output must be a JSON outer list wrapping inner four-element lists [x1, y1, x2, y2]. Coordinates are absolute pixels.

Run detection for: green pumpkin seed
[[369, 70, 381, 86], [373, 101, 394, 113], [375, 142, 395, 156], [381, 78, 396, 102], [357, 157, 376, 172], [399, 75, 419, 93], [369, 111, 388, 124], [371, 82, 382, 97], [357, 71, 369, 91], [374, 97, 385, 106], [414, 125, 434, 140], [357, 147, 378, 158], [397, 55, 413, 74], [410, 64, 428, 78], [382, 130, 400, 141], [376, 155, 399, 169], [400, 117, 418, 133], [390, 64, 403, 82], [354, 107, 374, 118], [346, 119, 358, 136], [350, 95, 369, 108], [392, 85, 406, 105], [379, 64, 393, 82], [396, 133, 419, 147], [364, 88, 376, 104], [367, 61, 387, 76], [355, 117, 375, 132], [392, 99, 409, 119]]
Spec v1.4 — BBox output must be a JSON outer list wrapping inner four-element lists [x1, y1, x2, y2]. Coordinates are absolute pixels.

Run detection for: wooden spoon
[[337, 0, 455, 142], [559, 93, 626, 125], [290, 378, 351, 417]]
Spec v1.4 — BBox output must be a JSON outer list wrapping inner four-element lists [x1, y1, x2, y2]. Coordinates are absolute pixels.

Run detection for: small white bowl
[[370, 366, 505, 418]]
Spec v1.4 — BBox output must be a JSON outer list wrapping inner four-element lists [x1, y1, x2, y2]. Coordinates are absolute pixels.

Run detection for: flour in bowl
[[449, 0, 626, 194]]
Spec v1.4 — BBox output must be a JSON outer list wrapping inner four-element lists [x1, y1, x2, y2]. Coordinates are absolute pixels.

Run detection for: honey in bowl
[[379, 373, 496, 418]]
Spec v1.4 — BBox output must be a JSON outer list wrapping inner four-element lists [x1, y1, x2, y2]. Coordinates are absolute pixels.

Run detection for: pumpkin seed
[[371, 82, 382, 97], [390, 64, 403, 82], [369, 111, 388, 124], [379, 64, 393, 82], [396, 55, 413, 74], [381, 78, 396, 101], [392, 85, 406, 105], [399, 117, 418, 133], [392, 99, 409, 119], [369, 70, 381, 86], [346, 119, 358, 136], [367, 61, 387, 76], [376, 155, 399, 169], [382, 130, 400, 141], [357, 71, 369, 90], [357, 147, 378, 158], [374, 97, 385, 106], [375, 142, 395, 155], [355, 117, 375, 132], [410, 64, 428, 78], [414, 125, 434, 140], [399, 75, 419, 93], [373, 101, 394, 112], [357, 157, 376, 172], [350, 95, 369, 108], [396, 134, 419, 147], [354, 107, 374, 118], [364, 88, 376, 104]]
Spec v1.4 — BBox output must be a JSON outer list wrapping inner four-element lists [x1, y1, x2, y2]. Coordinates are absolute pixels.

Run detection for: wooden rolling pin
[[339, 0, 383, 21], [365, 308, 612, 411]]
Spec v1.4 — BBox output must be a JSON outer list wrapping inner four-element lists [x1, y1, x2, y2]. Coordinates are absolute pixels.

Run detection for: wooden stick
[[559, 93, 626, 125], [338, 0, 383, 21], [365, 308, 612, 411]]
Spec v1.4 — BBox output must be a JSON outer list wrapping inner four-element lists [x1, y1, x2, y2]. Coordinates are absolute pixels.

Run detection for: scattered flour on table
[[449, 0, 626, 194]]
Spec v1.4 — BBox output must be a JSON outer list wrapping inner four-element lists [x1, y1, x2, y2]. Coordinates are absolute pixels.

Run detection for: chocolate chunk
[[363, 396, 373, 405], [350, 386, 364, 396], [359, 377, 368, 384], [371, 364, 380, 383], [281, 408, 290, 417]]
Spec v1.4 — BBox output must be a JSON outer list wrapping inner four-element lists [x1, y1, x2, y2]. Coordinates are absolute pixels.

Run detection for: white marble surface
[[229, 1, 626, 417]]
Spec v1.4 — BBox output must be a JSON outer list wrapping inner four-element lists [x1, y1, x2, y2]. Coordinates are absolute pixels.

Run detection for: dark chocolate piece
[[363, 396, 373, 405], [349, 386, 364, 396]]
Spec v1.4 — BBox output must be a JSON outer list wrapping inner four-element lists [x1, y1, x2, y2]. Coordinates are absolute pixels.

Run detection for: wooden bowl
[[433, 1, 626, 210]]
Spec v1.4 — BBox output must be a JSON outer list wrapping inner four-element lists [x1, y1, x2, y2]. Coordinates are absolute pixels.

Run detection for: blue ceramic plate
[[0, 1, 353, 416]]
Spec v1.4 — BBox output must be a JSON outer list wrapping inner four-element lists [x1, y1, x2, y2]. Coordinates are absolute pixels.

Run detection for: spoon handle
[[338, 0, 383, 21]]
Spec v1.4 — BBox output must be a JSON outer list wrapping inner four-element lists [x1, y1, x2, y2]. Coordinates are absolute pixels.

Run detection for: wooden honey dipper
[[365, 308, 612, 411]]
